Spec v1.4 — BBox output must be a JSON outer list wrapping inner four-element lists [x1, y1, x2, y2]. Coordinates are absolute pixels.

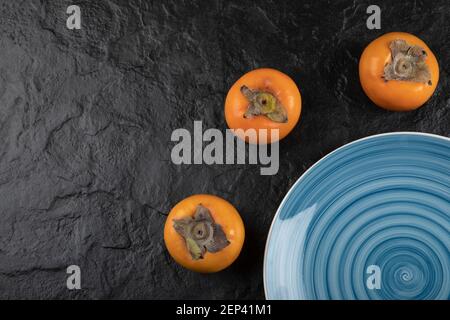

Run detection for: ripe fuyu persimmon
[[164, 194, 245, 273], [225, 68, 302, 143], [359, 32, 439, 111]]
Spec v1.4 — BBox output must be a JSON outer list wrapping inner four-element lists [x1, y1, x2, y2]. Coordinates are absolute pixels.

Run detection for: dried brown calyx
[[241, 85, 288, 123], [383, 39, 432, 85], [173, 205, 230, 260]]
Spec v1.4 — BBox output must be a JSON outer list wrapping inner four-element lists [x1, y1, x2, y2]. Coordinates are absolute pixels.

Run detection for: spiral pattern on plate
[[264, 133, 450, 300]]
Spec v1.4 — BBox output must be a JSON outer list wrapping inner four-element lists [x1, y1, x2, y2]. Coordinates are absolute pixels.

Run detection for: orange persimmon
[[359, 32, 439, 111], [164, 194, 245, 273], [225, 68, 301, 144]]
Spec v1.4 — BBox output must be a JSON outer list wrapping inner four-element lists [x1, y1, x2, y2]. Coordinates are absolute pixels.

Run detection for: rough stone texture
[[0, 0, 448, 299]]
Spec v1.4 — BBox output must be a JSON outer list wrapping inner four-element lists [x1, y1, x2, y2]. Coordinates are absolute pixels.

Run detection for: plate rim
[[263, 131, 450, 300]]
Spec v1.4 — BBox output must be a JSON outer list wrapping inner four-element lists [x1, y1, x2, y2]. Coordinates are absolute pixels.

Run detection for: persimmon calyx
[[383, 39, 432, 85], [173, 204, 230, 260], [240, 85, 288, 123]]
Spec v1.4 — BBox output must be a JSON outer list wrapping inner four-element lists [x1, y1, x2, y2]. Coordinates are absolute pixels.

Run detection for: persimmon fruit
[[359, 32, 439, 111], [225, 68, 302, 143], [164, 194, 245, 273]]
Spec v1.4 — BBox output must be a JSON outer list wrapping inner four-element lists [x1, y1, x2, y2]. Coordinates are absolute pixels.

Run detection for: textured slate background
[[0, 0, 448, 299]]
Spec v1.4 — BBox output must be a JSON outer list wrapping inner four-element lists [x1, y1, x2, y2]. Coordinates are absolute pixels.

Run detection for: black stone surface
[[0, 0, 448, 299]]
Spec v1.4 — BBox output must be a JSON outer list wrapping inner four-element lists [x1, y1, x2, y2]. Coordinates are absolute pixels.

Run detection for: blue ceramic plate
[[264, 132, 450, 300]]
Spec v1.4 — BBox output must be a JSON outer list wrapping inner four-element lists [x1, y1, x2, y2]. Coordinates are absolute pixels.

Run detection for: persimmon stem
[[383, 39, 432, 85], [173, 205, 230, 260], [241, 86, 288, 123]]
